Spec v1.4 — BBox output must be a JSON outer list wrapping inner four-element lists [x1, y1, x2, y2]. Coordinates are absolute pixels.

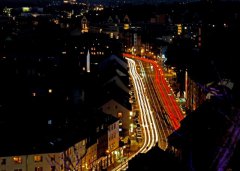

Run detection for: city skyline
[[0, 0, 240, 170], [0, 0, 200, 7]]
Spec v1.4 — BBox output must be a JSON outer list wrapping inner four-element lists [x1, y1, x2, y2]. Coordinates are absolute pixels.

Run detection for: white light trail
[[113, 58, 159, 171]]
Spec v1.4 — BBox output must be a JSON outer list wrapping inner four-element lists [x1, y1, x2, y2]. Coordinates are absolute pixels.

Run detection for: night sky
[[0, 0, 200, 6], [1, 0, 240, 6]]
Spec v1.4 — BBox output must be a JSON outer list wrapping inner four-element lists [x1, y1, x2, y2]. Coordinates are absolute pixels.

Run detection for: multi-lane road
[[113, 53, 184, 170], [124, 53, 184, 130]]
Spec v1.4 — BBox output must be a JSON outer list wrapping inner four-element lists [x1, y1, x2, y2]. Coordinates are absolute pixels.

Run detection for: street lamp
[[105, 149, 110, 168], [140, 48, 144, 57]]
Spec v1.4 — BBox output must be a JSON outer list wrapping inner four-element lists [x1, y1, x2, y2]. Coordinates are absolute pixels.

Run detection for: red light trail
[[123, 53, 184, 130]]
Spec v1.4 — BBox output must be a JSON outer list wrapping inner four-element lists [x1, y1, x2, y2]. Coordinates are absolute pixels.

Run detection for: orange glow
[[117, 112, 123, 118], [13, 156, 22, 163], [34, 155, 42, 162]]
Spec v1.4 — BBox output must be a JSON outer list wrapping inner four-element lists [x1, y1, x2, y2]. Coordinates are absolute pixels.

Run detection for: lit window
[[124, 24, 129, 30], [34, 155, 42, 162], [110, 32, 114, 38], [129, 111, 133, 116], [48, 120, 52, 125], [117, 112, 122, 118], [82, 139, 85, 146], [13, 156, 22, 164], [66, 148, 71, 155]]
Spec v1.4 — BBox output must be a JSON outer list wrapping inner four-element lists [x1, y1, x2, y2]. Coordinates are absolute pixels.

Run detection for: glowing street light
[[106, 149, 110, 168]]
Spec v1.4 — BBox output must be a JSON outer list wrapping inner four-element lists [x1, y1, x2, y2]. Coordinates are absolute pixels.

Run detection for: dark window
[[35, 167, 43, 171], [51, 155, 55, 162], [1, 159, 6, 165], [51, 166, 55, 171]]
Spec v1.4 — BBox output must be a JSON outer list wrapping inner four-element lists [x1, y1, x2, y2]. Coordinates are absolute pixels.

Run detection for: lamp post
[[105, 149, 110, 169]]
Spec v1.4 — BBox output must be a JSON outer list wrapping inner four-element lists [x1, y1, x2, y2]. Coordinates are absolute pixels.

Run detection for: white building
[[0, 139, 87, 171]]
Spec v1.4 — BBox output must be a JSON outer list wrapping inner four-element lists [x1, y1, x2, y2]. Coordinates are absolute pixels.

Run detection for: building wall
[[186, 76, 206, 112], [0, 153, 62, 171], [101, 99, 131, 132], [0, 139, 88, 171], [108, 121, 119, 152], [63, 139, 87, 170], [81, 143, 98, 171], [97, 130, 108, 158], [107, 120, 120, 167]]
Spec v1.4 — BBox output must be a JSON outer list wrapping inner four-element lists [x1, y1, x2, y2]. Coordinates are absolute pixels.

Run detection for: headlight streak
[[113, 58, 159, 171], [114, 53, 185, 171], [138, 61, 169, 150], [127, 58, 159, 153], [123, 53, 184, 129]]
